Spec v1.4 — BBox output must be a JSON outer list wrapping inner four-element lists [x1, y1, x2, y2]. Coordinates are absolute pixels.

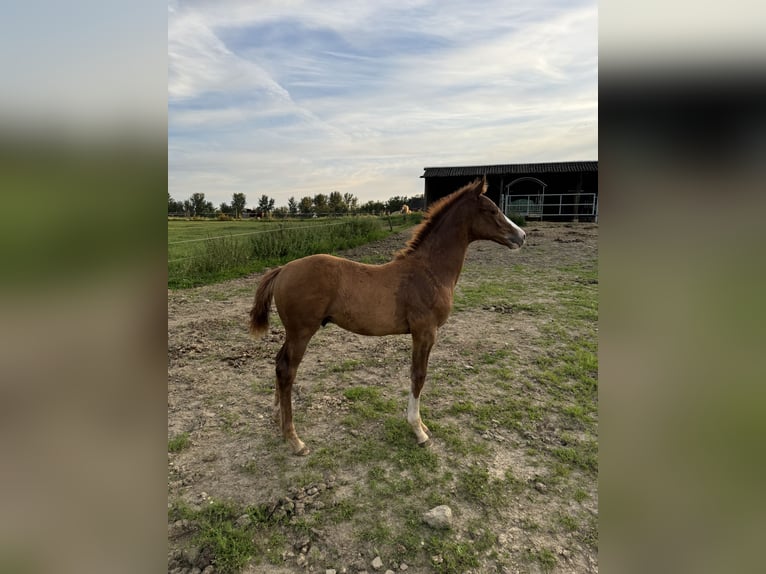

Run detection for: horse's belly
[[330, 307, 408, 336]]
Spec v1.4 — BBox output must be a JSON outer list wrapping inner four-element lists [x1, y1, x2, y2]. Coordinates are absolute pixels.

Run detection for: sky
[[168, 0, 598, 208]]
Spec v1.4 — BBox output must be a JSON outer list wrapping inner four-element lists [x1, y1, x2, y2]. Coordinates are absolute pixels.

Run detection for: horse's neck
[[412, 218, 471, 287]]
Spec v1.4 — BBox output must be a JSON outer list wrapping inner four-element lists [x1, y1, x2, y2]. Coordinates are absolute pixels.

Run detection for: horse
[[249, 176, 526, 455], [400, 204, 411, 215]]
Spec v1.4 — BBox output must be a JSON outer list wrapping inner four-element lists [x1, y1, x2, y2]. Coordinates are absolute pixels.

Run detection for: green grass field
[[168, 214, 420, 289]]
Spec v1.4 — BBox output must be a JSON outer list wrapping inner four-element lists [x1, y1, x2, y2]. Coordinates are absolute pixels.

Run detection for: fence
[[499, 192, 597, 221]]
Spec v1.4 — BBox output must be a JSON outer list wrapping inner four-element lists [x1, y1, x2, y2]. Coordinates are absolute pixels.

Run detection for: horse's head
[[468, 176, 526, 249]]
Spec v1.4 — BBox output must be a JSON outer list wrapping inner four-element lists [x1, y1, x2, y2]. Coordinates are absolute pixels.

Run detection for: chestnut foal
[[250, 177, 526, 455]]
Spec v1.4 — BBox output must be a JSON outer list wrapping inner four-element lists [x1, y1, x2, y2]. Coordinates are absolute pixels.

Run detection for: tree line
[[168, 191, 424, 218]]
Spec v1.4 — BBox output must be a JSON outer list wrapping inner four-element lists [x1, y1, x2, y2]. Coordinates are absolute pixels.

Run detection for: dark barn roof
[[422, 161, 598, 178]]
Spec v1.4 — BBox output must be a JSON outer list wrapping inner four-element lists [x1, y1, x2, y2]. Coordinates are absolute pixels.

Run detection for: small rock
[[534, 482, 547, 493], [201, 452, 217, 462], [399, 564, 408, 571], [190, 568, 202, 574], [371, 556, 383, 570], [326, 570, 337, 574], [385, 570, 395, 574], [296, 553, 307, 567], [423, 505, 453, 529], [431, 554, 443, 564], [234, 514, 252, 528]]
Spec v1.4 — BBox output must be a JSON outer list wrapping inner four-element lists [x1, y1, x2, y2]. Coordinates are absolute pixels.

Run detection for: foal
[[250, 177, 526, 455]]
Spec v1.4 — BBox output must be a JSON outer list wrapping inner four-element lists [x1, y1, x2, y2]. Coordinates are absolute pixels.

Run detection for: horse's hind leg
[[408, 327, 436, 447], [275, 330, 315, 455]]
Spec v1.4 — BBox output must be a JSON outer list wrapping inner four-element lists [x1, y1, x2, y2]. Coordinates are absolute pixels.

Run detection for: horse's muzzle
[[507, 231, 526, 249]]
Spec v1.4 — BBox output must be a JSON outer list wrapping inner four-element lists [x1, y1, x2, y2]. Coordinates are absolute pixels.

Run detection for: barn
[[421, 161, 598, 222]]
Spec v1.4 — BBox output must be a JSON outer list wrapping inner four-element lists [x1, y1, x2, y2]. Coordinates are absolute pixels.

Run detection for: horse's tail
[[249, 267, 282, 338]]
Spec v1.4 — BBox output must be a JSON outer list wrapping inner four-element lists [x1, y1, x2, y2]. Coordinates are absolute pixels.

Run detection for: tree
[[287, 196, 298, 216], [219, 202, 233, 214], [232, 193, 246, 218], [298, 196, 313, 215], [273, 206, 288, 219], [343, 192, 358, 213], [360, 200, 385, 215], [168, 192, 182, 214], [328, 191, 346, 214], [257, 194, 275, 216], [313, 193, 328, 215], [187, 192, 210, 216]]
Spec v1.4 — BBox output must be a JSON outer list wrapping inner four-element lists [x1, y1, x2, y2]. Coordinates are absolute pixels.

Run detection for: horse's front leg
[[408, 327, 436, 447]]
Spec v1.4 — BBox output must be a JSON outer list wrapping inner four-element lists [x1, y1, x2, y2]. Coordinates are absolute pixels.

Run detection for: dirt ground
[[168, 221, 598, 574]]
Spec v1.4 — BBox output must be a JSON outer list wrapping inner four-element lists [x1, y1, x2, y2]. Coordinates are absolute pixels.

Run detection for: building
[[421, 161, 598, 222]]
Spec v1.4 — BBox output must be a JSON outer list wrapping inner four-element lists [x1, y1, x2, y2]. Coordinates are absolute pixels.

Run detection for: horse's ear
[[481, 175, 488, 195]]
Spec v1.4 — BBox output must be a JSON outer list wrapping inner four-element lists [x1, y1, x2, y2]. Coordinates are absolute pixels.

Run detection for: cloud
[[168, 0, 597, 206]]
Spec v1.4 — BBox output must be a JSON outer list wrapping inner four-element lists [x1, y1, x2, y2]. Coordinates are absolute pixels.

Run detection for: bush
[[508, 212, 526, 227]]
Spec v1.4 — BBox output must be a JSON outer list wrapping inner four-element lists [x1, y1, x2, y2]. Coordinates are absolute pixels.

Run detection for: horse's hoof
[[295, 445, 311, 456], [418, 438, 432, 449]]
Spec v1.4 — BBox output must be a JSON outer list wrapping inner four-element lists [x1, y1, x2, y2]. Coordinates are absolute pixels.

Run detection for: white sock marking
[[407, 392, 428, 443]]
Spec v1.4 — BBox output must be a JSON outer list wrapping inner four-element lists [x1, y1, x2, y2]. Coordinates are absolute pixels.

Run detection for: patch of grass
[[556, 512, 579, 532], [426, 536, 481, 573], [356, 521, 392, 544], [457, 464, 507, 507], [343, 386, 398, 417], [453, 281, 514, 311], [524, 547, 557, 573], [562, 404, 593, 426], [179, 500, 257, 574], [168, 432, 191, 453], [552, 438, 598, 473], [330, 359, 363, 372], [306, 446, 342, 472], [262, 530, 287, 565], [478, 348, 513, 365], [427, 421, 488, 456]]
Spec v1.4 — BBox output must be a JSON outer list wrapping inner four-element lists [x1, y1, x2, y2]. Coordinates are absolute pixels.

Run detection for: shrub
[[508, 212, 526, 227]]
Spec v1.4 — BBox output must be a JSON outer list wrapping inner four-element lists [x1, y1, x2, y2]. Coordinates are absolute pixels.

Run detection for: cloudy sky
[[168, 0, 597, 208]]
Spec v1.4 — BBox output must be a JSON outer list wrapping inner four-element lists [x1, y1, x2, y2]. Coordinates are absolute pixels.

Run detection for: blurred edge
[[0, 1, 167, 573], [601, 2, 766, 573]]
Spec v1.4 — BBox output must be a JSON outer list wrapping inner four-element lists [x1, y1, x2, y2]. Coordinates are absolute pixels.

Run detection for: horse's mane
[[396, 178, 483, 259]]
